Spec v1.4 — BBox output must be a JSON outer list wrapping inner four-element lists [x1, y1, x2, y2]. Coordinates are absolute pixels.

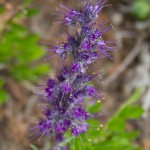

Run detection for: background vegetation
[[0, 0, 150, 150]]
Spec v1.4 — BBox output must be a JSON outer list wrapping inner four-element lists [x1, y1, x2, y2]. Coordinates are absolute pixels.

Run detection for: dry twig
[[104, 32, 146, 86]]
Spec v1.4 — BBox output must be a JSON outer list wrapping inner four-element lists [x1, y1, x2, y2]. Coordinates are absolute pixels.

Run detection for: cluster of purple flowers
[[31, 0, 115, 149], [62, 0, 107, 26], [33, 67, 101, 138]]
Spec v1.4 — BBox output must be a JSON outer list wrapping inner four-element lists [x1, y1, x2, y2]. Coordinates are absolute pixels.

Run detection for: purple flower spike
[[72, 62, 80, 73], [71, 123, 88, 136], [56, 133, 64, 142], [56, 122, 67, 134], [60, 0, 108, 27], [81, 40, 91, 51], [47, 79, 57, 88], [74, 107, 88, 119], [44, 108, 52, 118], [98, 40, 116, 59], [64, 9, 81, 26], [64, 119, 71, 127], [38, 119, 52, 135], [56, 47, 65, 54], [62, 81, 73, 94], [86, 85, 97, 97], [32, 0, 115, 149]]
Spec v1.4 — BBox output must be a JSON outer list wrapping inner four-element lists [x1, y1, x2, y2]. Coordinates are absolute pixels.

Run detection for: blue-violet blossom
[[31, 0, 115, 149]]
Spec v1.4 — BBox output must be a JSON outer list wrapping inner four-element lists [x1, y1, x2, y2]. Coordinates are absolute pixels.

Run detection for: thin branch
[[104, 32, 146, 86]]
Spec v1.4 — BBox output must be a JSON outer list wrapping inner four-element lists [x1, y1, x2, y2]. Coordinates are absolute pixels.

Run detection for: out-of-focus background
[[0, 0, 150, 150]]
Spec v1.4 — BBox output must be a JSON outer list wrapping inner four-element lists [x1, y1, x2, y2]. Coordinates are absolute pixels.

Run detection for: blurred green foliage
[[63, 89, 143, 150], [30, 144, 39, 150], [30, 90, 143, 150], [0, 1, 51, 104], [32, 89, 144, 150], [0, 79, 8, 104], [131, 0, 150, 20]]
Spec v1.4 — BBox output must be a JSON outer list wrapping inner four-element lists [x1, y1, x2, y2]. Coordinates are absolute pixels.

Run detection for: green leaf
[[94, 136, 140, 150], [131, 0, 150, 20], [26, 8, 39, 16], [125, 89, 142, 106], [108, 116, 126, 131], [88, 102, 102, 113], [123, 131, 139, 140], [0, 6, 5, 14], [106, 89, 142, 130], [10, 65, 35, 81], [120, 105, 144, 119], [33, 63, 50, 75], [25, 0, 34, 5], [87, 119, 102, 137], [30, 144, 38, 150], [69, 89, 143, 150], [0, 79, 5, 88], [0, 89, 8, 104], [0, 15, 51, 81]]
